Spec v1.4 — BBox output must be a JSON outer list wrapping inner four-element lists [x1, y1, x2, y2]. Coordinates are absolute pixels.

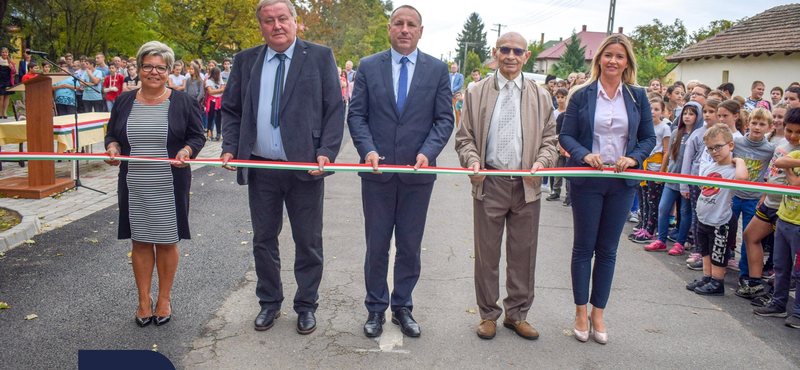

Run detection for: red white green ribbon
[[3, 152, 800, 197]]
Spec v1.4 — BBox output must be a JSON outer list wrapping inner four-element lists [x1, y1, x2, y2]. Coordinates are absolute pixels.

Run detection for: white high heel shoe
[[589, 317, 608, 344], [573, 316, 589, 342]]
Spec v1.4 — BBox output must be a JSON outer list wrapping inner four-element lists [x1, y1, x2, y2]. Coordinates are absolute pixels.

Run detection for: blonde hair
[[749, 107, 773, 125], [568, 34, 637, 102], [703, 123, 734, 143]]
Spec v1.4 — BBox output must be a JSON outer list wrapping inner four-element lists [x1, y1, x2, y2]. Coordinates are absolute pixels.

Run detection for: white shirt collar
[[267, 38, 297, 61], [598, 80, 624, 99], [390, 48, 418, 65], [497, 72, 523, 91]]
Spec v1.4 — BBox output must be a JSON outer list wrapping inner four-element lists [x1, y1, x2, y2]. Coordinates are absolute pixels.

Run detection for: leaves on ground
[[0, 302, 9, 309], [241, 241, 248, 245], [24, 240, 35, 244], [465, 309, 476, 314], [469, 254, 475, 259], [24, 314, 38, 320], [90, 239, 98, 243], [562, 329, 574, 336], [56, 253, 63, 256], [126, 252, 132, 258]]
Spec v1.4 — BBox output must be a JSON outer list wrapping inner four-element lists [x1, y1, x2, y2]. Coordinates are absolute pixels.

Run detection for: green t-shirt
[[777, 150, 800, 225]]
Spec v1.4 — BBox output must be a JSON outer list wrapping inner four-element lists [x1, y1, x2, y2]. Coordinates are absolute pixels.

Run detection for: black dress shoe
[[545, 193, 560, 201], [154, 302, 172, 326], [254, 308, 281, 331], [135, 316, 153, 327], [364, 312, 385, 337], [392, 308, 420, 337], [296, 312, 317, 334]]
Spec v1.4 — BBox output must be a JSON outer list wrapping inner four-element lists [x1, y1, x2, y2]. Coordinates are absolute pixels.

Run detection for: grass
[[0, 207, 22, 232]]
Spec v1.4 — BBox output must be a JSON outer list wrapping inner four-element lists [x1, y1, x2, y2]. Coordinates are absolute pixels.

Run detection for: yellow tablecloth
[[0, 112, 110, 152]]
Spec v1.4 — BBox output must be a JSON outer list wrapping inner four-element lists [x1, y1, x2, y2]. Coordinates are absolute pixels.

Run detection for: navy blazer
[[347, 49, 454, 184], [221, 38, 345, 185], [558, 80, 656, 186]]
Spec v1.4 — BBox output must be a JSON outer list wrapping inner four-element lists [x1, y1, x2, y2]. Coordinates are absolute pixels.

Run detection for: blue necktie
[[271, 53, 287, 128], [397, 56, 408, 114]]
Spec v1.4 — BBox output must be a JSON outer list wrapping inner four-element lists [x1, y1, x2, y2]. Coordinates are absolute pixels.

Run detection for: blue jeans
[[731, 196, 758, 276], [570, 178, 635, 309], [106, 100, 114, 112], [657, 187, 692, 244]]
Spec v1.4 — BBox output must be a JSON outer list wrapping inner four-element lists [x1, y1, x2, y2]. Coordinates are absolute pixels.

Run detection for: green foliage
[[635, 45, 675, 86], [298, 0, 392, 68], [10, 0, 159, 58], [629, 18, 688, 55], [522, 39, 544, 73], [455, 12, 489, 64], [551, 32, 585, 79], [462, 50, 481, 89], [690, 19, 738, 44]]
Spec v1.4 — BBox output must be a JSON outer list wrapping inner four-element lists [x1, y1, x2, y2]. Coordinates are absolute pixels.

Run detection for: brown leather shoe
[[476, 319, 496, 339], [503, 318, 539, 340]]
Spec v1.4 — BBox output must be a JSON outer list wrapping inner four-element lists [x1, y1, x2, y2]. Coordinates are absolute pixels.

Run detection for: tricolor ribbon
[[3, 152, 800, 197]]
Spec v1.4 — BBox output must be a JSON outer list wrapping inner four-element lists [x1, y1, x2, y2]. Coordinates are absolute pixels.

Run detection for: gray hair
[[136, 41, 175, 73], [256, 0, 297, 22]]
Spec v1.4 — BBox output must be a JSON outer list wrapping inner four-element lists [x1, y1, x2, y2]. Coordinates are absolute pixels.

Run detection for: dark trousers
[[56, 104, 77, 116], [82, 99, 104, 113], [771, 219, 800, 315], [642, 181, 664, 235], [248, 167, 324, 313], [76, 94, 85, 113], [551, 155, 567, 196], [362, 176, 434, 313], [207, 105, 222, 136], [570, 178, 635, 308]]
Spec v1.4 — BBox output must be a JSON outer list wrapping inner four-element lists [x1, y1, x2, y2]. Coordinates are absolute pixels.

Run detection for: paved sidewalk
[[0, 139, 223, 244]]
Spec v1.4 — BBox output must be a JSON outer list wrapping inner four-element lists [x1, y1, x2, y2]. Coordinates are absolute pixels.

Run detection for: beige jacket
[[454, 73, 558, 203]]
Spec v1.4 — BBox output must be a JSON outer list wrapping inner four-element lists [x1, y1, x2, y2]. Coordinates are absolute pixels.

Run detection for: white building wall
[[672, 53, 800, 94]]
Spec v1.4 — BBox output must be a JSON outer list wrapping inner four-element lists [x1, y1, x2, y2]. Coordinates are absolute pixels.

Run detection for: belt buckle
[[509, 175, 516, 180]]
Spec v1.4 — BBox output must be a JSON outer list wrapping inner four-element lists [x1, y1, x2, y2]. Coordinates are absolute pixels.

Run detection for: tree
[[297, 0, 392, 68], [462, 50, 481, 88], [629, 18, 688, 55], [522, 39, 544, 73], [691, 19, 737, 44], [635, 44, 675, 86], [551, 32, 585, 78], [455, 12, 489, 66]]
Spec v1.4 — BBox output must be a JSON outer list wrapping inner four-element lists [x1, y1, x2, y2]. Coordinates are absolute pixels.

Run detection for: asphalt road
[[2, 130, 800, 369]]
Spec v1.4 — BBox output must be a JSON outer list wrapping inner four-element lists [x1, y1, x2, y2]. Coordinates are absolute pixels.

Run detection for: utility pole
[[606, 0, 616, 36], [460, 41, 480, 76], [491, 23, 507, 39]]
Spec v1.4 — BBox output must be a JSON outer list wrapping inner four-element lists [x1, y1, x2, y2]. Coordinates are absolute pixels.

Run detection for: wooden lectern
[[0, 74, 75, 198]]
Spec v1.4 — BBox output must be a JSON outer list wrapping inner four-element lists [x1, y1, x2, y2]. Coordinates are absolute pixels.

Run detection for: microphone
[[26, 50, 48, 56]]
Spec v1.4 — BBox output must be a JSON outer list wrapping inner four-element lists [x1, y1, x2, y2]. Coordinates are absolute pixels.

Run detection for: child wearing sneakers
[[732, 108, 776, 298], [685, 124, 748, 295], [754, 107, 800, 325], [630, 98, 671, 243], [645, 102, 702, 252], [674, 101, 708, 256], [743, 116, 800, 306]]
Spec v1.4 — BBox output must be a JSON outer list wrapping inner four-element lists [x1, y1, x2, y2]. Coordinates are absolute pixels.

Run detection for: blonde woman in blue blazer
[[558, 35, 656, 344]]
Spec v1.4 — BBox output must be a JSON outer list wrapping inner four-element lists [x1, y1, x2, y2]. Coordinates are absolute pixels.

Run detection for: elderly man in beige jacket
[[455, 32, 558, 341]]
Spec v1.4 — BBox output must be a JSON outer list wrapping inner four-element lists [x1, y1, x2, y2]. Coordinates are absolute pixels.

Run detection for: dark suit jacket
[[347, 49, 454, 184], [221, 38, 344, 185], [558, 80, 656, 187]]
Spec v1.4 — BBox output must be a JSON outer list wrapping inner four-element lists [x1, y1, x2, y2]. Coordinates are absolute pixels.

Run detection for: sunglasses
[[498, 47, 526, 56]]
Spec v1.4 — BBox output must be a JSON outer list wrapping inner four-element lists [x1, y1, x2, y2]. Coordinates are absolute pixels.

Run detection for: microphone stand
[[33, 54, 105, 196]]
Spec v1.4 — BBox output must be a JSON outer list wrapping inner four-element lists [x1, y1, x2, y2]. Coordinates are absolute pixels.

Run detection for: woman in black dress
[[104, 41, 205, 327], [0, 47, 17, 119]]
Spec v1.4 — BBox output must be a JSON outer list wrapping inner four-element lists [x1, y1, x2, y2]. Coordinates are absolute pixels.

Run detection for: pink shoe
[[645, 240, 667, 252], [686, 253, 701, 264], [668, 242, 686, 256]]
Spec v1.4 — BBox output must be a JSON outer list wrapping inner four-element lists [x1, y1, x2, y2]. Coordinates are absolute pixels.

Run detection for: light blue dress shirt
[[253, 39, 297, 160], [390, 48, 417, 103]]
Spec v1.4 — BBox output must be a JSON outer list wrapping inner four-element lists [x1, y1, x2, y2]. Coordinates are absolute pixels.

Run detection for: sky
[[398, 0, 789, 62]]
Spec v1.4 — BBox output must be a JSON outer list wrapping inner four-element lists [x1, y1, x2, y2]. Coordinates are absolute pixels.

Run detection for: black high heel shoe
[[154, 301, 172, 326], [135, 298, 154, 327]]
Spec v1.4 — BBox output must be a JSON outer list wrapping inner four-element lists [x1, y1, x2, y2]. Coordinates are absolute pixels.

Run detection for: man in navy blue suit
[[220, 0, 344, 335], [347, 4, 454, 338]]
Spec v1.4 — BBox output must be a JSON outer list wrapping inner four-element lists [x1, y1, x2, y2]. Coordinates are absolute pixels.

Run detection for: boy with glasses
[[685, 124, 748, 295]]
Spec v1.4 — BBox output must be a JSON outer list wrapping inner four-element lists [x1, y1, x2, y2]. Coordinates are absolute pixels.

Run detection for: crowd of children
[[626, 80, 800, 328]]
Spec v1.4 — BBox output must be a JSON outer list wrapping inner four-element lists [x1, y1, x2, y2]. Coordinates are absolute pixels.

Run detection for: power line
[[491, 23, 507, 39], [509, 0, 584, 28], [505, 0, 568, 25]]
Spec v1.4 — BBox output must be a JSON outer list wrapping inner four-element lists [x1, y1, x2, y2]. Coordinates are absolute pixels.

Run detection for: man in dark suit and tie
[[220, 0, 344, 335], [348, 4, 454, 338]]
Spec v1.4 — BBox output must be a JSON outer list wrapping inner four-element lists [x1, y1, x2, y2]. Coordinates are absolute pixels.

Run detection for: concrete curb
[[0, 211, 41, 253]]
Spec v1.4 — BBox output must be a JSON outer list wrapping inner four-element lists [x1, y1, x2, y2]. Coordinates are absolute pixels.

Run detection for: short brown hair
[[750, 107, 774, 125], [703, 123, 733, 143]]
